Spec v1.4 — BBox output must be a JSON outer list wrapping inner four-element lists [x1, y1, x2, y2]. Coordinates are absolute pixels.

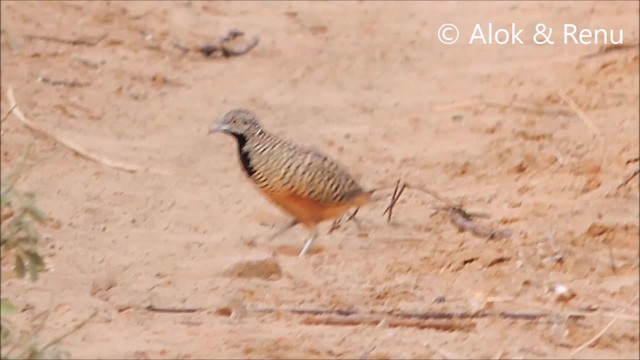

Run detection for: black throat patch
[[230, 133, 256, 177]]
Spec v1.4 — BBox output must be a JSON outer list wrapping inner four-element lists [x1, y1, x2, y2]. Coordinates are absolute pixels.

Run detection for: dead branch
[[617, 169, 639, 189], [253, 307, 553, 322], [381, 181, 508, 239], [302, 314, 476, 332], [145, 305, 202, 314], [25, 34, 106, 46], [6, 85, 173, 175], [38, 76, 90, 88]]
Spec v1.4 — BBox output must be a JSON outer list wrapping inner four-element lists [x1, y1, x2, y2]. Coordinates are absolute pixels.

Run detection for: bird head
[[210, 108, 262, 136]]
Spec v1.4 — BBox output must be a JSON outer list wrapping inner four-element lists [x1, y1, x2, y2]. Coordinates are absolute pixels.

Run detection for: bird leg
[[346, 207, 360, 221], [328, 208, 362, 235], [268, 219, 299, 240], [299, 229, 319, 257], [346, 207, 363, 229]]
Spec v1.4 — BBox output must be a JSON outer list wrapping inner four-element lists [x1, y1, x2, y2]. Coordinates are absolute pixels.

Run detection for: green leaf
[[0, 299, 17, 316]]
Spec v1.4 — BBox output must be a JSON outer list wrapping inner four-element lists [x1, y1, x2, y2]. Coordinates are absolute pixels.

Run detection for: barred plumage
[[210, 108, 373, 256]]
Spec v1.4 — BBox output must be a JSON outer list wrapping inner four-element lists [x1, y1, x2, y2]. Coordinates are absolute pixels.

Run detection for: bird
[[209, 108, 374, 257]]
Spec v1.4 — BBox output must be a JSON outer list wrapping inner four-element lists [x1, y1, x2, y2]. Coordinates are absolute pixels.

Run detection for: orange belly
[[262, 190, 371, 228]]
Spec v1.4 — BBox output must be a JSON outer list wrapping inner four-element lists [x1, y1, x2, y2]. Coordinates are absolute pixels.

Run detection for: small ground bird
[[210, 109, 374, 257]]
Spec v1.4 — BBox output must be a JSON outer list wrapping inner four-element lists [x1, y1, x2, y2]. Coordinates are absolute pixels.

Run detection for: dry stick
[[253, 307, 551, 321], [382, 180, 406, 223], [302, 315, 476, 332], [383, 182, 507, 239], [446, 207, 512, 240], [6, 86, 172, 175], [145, 304, 202, 314], [567, 318, 617, 358], [39, 310, 98, 353], [37, 76, 90, 88], [617, 169, 639, 189], [1, 104, 17, 123], [25, 34, 106, 46]]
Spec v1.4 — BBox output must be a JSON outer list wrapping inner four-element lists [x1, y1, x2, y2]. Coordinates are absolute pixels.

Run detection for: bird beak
[[209, 122, 230, 134]]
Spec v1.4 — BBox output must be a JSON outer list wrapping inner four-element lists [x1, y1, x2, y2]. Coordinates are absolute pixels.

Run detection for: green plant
[[0, 144, 64, 359], [1, 145, 46, 281]]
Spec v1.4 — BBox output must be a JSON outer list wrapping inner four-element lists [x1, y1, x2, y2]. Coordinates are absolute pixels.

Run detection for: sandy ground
[[1, 1, 639, 359]]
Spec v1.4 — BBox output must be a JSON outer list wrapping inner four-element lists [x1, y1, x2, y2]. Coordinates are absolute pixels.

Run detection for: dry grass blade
[[567, 318, 616, 358], [6, 85, 172, 175], [557, 91, 601, 139], [39, 310, 97, 353]]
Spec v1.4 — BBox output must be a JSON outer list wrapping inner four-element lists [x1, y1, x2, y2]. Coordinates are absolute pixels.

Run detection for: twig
[[254, 307, 551, 321], [382, 181, 506, 239], [567, 318, 616, 358], [39, 310, 97, 352], [145, 304, 202, 314], [1, 104, 17, 123], [198, 29, 260, 58], [6, 85, 172, 175], [302, 314, 476, 332], [445, 206, 512, 240], [25, 34, 106, 46], [617, 169, 639, 189], [382, 179, 406, 223], [37, 76, 90, 88]]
